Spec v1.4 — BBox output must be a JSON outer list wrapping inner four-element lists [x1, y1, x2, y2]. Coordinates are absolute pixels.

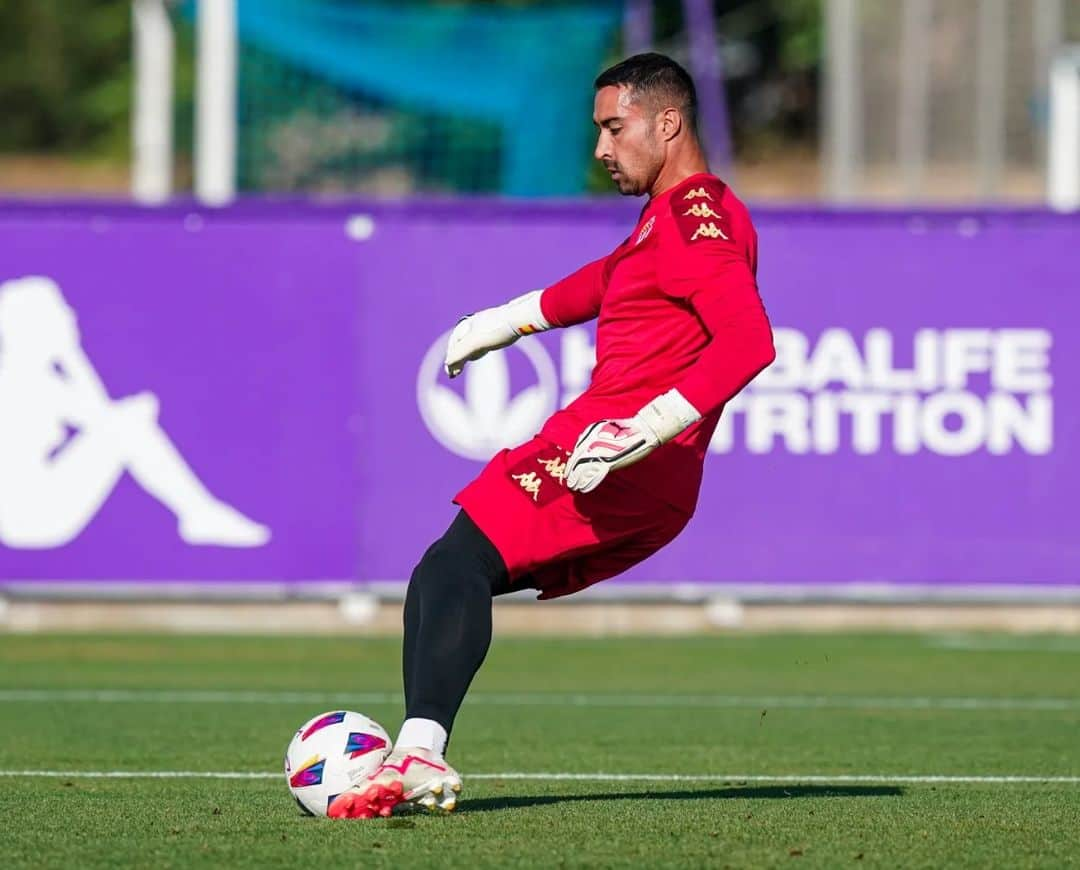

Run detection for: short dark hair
[[594, 53, 698, 129]]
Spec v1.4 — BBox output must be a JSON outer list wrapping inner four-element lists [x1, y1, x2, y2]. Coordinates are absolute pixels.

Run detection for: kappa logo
[[635, 216, 656, 245], [418, 329, 559, 460], [511, 470, 543, 501], [690, 221, 730, 241], [510, 455, 567, 503], [0, 275, 270, 549], [683, 187, 714, 201], [683, 203, 722, 219], [536, 455, 567, 480]]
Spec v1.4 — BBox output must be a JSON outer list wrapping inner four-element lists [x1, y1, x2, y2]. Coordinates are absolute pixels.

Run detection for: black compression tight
[[402, 510, 514, 738]]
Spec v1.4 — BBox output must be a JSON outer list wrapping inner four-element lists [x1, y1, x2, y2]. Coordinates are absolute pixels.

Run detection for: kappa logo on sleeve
[[690, 222, 730, 241], [672, 181, 733, 245], [683, 203, 723, 219]]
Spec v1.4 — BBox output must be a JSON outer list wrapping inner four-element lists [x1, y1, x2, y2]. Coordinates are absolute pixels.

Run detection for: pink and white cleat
[[327, 747, 462, 819]]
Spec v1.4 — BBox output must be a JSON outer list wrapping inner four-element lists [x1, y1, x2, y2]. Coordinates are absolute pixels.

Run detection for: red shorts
[[454, 437, 690, 599]]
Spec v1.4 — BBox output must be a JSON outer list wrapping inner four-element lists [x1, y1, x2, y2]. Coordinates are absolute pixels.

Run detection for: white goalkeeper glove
[[564, 389, 702, 494], [444, 290, 551, 378]]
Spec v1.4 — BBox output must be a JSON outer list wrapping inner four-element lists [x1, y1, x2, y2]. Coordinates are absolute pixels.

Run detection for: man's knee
[[409, 514, 506, 595], [410, 534, 474, 592]]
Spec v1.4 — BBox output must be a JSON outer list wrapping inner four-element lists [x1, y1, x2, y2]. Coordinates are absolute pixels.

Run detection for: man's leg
[[400, 509, 511, 753], [328, 510, 514, 819]]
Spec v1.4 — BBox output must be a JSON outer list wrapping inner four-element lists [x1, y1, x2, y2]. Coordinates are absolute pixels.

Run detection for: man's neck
[[648, 150, 710, 200]]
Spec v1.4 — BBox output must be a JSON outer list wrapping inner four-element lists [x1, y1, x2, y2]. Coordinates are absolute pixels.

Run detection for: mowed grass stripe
[[3, 770, 1079, 784], [1, 688, 1078, 711]]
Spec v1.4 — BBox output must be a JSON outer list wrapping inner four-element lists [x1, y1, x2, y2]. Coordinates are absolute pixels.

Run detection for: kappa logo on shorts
[[511, 471, 543, 502], [537, 455, 567, 481], [507, 451, 571, 506]]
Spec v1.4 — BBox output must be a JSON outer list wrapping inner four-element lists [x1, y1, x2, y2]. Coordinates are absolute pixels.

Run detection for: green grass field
[[1, 632, 1078, 868]]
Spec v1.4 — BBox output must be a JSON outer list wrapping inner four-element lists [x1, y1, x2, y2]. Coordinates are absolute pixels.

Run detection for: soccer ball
[[284, 710, 391, 816]]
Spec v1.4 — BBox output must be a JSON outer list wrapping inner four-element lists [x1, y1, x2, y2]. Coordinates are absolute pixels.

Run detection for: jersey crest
[[635, 216, 656, 245]]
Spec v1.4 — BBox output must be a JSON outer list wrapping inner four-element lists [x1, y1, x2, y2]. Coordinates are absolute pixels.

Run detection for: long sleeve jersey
[[538, 172, 775, 515]]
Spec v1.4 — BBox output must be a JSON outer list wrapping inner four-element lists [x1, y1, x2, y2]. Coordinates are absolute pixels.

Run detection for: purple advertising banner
[[0, 208, 362, 582], [357, 207, 1079, 593], [1, 202, 1077, 594]]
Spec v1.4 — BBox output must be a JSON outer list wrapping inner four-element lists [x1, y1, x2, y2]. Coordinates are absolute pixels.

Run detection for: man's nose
[[594, 134, 609, 162]]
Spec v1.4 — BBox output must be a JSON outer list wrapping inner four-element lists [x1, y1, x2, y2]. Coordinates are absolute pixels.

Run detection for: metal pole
[[897, 0, 932, 201], [974, 0, 1006, 199], [682, 0, 733, 176], [132, 0, 174, 204], [823, 0, 861, 202], [195, 0, 237, 205], [623, 0, 654, 55], [1033, 0, 1064, 167], [1047, 48, 1080, 212]]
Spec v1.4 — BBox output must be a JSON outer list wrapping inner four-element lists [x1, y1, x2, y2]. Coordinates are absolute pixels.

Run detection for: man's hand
[[565, 389, 702, 493], [444, 289, 549, 378]]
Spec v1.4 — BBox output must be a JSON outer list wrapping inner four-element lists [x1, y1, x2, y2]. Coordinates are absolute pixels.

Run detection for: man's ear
[[658, 106, 683, 143]]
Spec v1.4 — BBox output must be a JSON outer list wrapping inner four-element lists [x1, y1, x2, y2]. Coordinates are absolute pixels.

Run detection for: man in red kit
[[329, 52, 775, 820]]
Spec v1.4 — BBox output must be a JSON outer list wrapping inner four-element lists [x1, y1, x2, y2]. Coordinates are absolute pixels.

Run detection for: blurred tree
[[0, 0, 823, 184], [0, 0, 132, 155]]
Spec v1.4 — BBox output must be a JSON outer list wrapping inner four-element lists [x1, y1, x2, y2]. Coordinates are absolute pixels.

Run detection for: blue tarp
[[193, 0, 619, 195]]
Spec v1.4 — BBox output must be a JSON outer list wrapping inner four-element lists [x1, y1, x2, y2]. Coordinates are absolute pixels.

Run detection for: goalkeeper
[[329, 53, 776, 820]]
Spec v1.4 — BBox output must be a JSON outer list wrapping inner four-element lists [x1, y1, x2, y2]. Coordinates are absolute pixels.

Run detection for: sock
[[396, 718, 448, 757]]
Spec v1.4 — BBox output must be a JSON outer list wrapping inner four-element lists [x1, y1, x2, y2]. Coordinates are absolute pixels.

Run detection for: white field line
[[0, 770, 1078, 785], [0, 689, 1077, 711]]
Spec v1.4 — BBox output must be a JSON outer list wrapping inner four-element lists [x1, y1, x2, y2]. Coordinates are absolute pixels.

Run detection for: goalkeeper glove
[[444, 290, 550, 378], [564, 388, 702, 494]]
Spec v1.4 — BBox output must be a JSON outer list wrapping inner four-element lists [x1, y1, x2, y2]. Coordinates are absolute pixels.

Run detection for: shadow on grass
[[464, 784, 903, 813]]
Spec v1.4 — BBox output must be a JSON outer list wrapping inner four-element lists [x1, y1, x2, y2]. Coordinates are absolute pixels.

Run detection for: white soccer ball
[[284, 710, 391, 816]]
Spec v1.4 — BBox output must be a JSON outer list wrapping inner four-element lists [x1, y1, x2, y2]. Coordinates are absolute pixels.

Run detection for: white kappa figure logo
[[0, 276, 271, 549], [417, 328, 558, 460]]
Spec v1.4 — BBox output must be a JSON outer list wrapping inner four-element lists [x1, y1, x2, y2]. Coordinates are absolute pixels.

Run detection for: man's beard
[[606, 165, 642, 196]]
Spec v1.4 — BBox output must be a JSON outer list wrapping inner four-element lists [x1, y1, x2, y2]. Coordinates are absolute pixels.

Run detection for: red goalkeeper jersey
[[539, 173, 775, 515]]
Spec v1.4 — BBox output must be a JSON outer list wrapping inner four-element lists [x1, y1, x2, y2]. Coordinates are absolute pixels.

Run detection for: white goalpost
[[195, 0, 238, 205], [131, 0, 238, 206], [131, 0, 175, 204]]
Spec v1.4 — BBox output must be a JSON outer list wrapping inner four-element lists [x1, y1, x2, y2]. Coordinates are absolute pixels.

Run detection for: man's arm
[[539, 255, 608, 328], [565, 201, 774, 493], [664, 244, 775, 416], [444, 254, 609, 378]]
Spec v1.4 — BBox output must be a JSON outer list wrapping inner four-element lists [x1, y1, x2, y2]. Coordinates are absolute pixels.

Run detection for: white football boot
[[326, 747, 462, 819]]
